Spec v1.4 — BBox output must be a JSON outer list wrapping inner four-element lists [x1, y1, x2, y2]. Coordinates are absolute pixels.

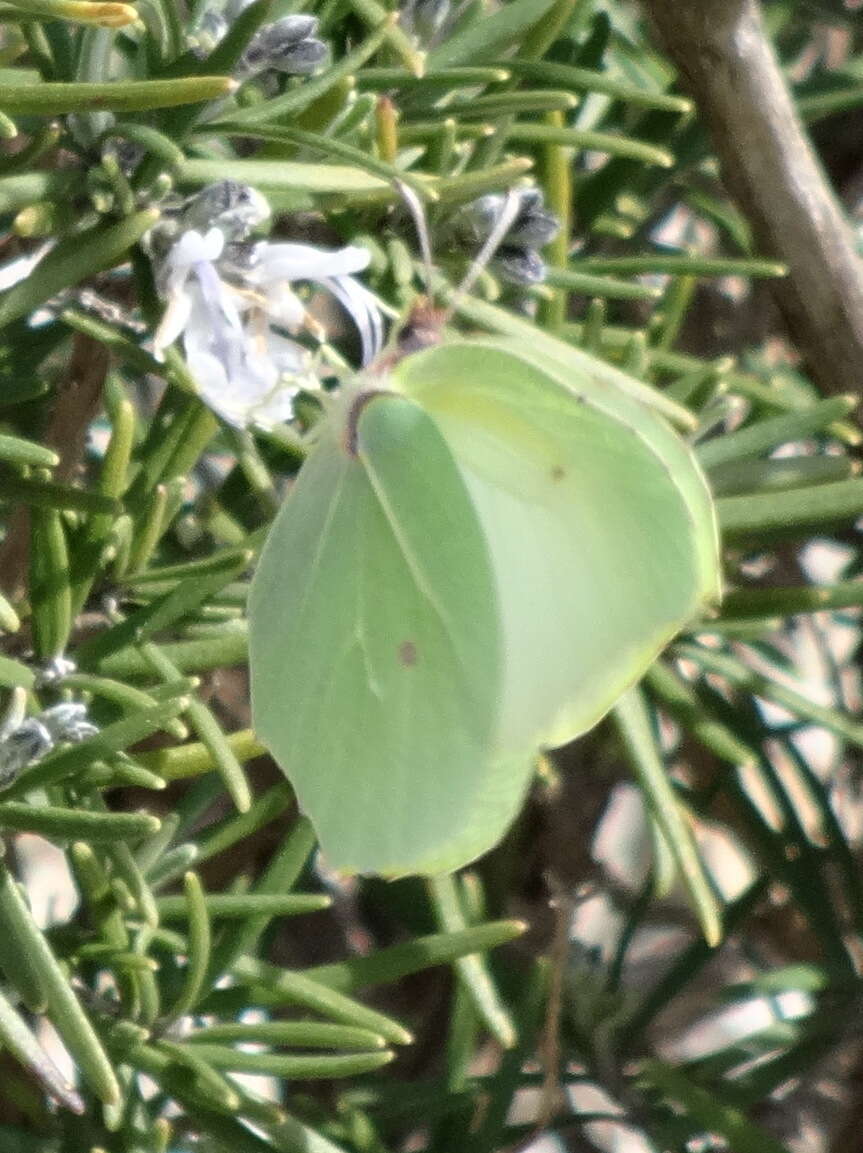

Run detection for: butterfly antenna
[[396, 180, 435, 298], [445, 186, 522, 321]]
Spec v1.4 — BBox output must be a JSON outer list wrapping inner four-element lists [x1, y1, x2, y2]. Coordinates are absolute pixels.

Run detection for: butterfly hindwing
[[390, 339, 720, 750]]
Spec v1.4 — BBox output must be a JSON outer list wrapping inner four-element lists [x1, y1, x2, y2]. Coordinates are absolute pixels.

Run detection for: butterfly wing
[[249, 389, 529, 875], [390, 340, 720, 752]]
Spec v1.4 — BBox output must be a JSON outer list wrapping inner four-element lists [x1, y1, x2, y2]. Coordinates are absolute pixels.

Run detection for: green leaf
[[70, 388, 136, 615], [140, 639, 253, 814], [178, 156, 389, 194], [575, 254, 787, 278], [0, 208, 158, 330], [356, 65, 509, 90], [447, 89, 579, 117], [504, 57, 692, 111], [343, 0, 424, 76], [645, 660, 759, 767], [640, 1059, 792, 1153], [798, 83, 863, 121], [0, 859, 120, 1104], [161, 1044, 394, 1078], [187, 1021, 385, 1050], [193, 781, 293, 862], [29, 499, 71, 661], [0, 433, 58, 468], [0, 76, 235, 113], [698, 394, 857, 469], [94, 628, 249, 679], [162, 872, 211, 1025], [230, 960, 414, 1045], [675, 641, 863, 750], [718, 477, 863, 537], [428, 874, 517, 1048], [720, 581, 863, 619], [206, 817, 316, 984], [504, 122, 674, 167], [429, 0, 558, 68], [0, 655, 35, 690], [707, 454, 856, 497], [614, 685, 723, 946], [156, 892, 330, 918], [201, 121, 434, 200], [0, 470, 120, 514], [0, 985, 83, 1113], [545, 266, 662, 301], [6, 0, 135, 25], [305, 921, 526, 992], [77, 550, 250, 667], [0, 802, 160, 840], [0, 171, 77, 214]]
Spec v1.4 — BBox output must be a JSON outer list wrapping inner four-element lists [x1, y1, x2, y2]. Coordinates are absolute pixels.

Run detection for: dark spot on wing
[[398, 640, 418, 667], [550, 465, 566, 482]]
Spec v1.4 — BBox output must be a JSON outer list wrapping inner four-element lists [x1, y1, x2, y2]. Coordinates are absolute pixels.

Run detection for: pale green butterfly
[[248, 299, 721, 875]]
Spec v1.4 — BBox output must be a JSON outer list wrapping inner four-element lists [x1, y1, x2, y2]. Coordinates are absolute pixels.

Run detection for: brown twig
[[642, 0, 863, 399], [0, 332, 107, 602], [536, 875, 574, 1126]]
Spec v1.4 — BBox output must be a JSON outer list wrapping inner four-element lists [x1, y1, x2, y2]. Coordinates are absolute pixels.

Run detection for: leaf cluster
[[0, 0, 859, 1150]]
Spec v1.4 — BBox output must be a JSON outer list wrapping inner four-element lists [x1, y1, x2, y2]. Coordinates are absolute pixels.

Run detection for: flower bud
[[402, 0, 450, 43], [493, 245, 547, 286], [188, 8, 228, 56], [182, 180, 271, 241], [507, 188, 560, 249], [240, 15, 328, 76], [0, 720, 53, 776]]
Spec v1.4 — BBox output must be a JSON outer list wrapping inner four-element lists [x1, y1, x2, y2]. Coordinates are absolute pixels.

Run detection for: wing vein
[[359, 450, 471, 676]]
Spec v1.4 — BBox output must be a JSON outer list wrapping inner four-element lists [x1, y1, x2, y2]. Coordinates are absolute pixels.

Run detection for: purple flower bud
[[402, 0, 451, 43], [268, 36, 329, 74], [182, 180, 271, 241], [241, 16, 328, 75], [508, 192, 560, 249], [449, 187, 559, 251], [188, 8, 228, 55], [493, 245, 547, 286]]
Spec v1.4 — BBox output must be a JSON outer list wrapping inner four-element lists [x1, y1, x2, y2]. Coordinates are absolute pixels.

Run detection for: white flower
[[0, 241, 53, 291], [153, 226, 306, 430], [152, 218, 384, 431], [245, 241, 385, 366]]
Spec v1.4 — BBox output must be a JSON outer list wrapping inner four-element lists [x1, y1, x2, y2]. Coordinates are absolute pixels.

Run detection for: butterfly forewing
[[249, 389, 508, 874]]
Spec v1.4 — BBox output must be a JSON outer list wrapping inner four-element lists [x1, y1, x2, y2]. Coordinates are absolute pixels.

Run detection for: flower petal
[[0, 241, 53, 291], [169, 227, 225, 270], [262, 281, 307, 332], [264, 329, 310, 376], [250, 241, 370, 283], [321, 274, 384, 364], [153, 288, 194, 360]]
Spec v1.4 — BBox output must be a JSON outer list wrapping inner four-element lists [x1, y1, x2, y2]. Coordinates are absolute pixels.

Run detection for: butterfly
[[248, 193, 721, 876], [248, 295, 719, 871]]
